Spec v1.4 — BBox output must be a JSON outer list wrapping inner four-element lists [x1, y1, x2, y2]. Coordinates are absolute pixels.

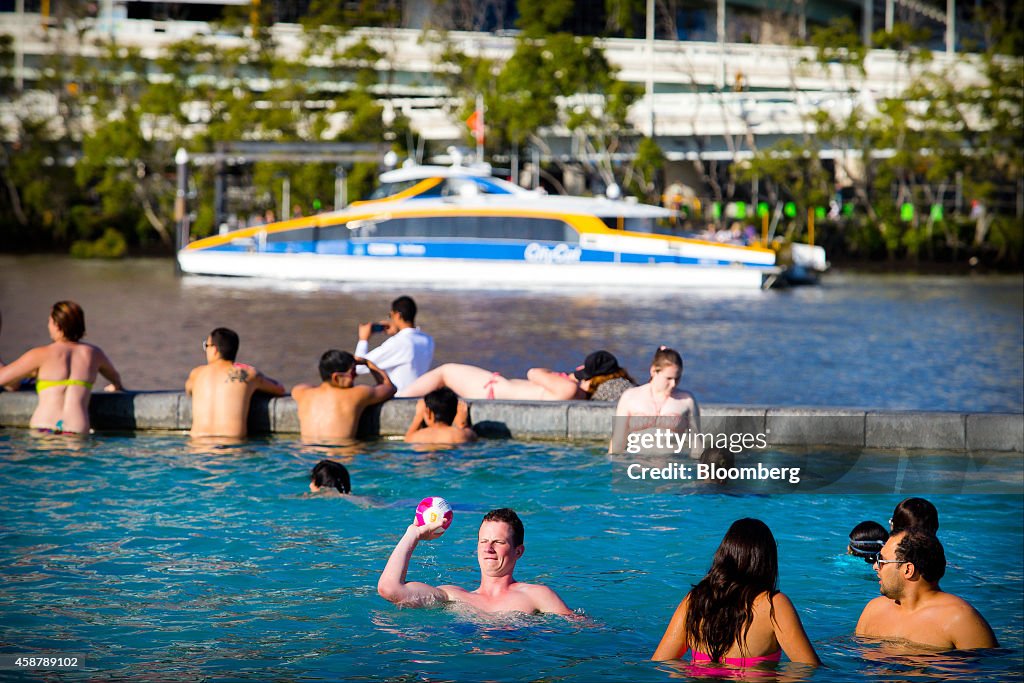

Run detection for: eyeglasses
[[202, 340, 211, 351], [873, 556, 907, 568]]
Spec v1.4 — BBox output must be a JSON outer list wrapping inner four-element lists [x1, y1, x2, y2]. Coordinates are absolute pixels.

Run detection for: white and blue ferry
[[177, 164, 825, 289]]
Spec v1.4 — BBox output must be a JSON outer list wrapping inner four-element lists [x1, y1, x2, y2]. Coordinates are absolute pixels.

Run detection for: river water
[[1, 255, 1021, 412]]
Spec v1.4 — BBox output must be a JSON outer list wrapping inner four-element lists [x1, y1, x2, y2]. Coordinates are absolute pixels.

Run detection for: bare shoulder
[[759, 590, 792, 608], [229, 363, 257, 381], [933, 592, 990, 622], [670, 389, 698, 406], [439, 584, 469, 601], [937, 594, 998, 647], [515, 581, 570, 613], [516, 581, 558, 597], [615, 385, 646, 411], [856, 596, 892, 630], [860, 595, 890, 613]]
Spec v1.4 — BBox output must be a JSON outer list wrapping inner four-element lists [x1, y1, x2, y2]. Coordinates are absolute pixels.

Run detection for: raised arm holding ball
[[377, 506, 572, 615]]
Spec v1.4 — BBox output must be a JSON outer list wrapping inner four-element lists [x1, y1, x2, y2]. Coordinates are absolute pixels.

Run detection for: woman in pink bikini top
[[652, 518, 821, 668]]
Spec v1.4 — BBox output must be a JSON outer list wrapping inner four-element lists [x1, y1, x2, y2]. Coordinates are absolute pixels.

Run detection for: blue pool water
[[0, 432, 1021, 681]]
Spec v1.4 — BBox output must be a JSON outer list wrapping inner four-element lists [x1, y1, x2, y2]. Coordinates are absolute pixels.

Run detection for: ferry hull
[[177, 251, 771, 290]]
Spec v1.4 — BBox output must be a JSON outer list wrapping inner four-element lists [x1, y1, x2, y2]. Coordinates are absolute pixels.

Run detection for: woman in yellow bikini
[[0, 301, 123, 434]]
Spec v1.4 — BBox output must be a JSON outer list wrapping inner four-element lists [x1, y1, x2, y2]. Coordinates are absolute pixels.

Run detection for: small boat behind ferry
[[177, 163, 826, 289]]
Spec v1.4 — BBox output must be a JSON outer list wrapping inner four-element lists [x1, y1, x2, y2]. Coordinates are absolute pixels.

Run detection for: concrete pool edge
[[1, 391, 1021, 452]]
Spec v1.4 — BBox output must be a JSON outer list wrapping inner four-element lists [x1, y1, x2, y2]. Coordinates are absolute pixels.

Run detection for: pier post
[[174, 147, 190, 272]]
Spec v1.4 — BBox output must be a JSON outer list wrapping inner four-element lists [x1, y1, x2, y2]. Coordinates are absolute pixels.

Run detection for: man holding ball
[[377, 507, 572, 615]]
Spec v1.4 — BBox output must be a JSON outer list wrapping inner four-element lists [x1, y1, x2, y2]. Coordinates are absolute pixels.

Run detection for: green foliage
[[70, 228, 127, 259], [604, 0, 646, 38], [627, 137, 665, 203], [517, 0, 575, 37], [768, 17, 1024, 264], [437, 29, 640, 193], [0, 33, 13, 94], [302, 0, 401, 33], [2, 5, 1020, 270]]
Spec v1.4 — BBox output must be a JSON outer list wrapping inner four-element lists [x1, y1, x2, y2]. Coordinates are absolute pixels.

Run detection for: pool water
[[0, 432, 1021, 682]]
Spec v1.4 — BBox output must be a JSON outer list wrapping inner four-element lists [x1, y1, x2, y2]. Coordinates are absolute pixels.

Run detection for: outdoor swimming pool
[[0, 432, 1021, 681]]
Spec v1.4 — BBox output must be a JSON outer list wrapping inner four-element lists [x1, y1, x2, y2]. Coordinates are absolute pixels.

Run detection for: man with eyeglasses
[[185, 327, 285, 438], [856, 529, 998, 650]]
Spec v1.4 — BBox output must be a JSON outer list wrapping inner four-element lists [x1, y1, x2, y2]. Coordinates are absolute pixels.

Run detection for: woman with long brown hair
[[652, 518, 820, 667]]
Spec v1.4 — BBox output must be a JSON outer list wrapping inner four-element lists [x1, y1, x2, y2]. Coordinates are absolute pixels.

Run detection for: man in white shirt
[[355, 295, 434, 393]]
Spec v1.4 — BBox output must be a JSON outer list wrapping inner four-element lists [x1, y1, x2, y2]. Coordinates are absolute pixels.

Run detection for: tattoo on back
[[227, 367, 251, 383]]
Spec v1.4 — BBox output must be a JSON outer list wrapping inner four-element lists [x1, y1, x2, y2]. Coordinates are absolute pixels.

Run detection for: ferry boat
[[177, 163, 826, 289]]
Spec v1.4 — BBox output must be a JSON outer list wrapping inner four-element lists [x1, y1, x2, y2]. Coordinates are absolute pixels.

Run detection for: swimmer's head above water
[[848, 520, 888, 563], [310, 459, 351, 494], [318, 349, 357, 383], [206, 327, 240, 361], [423, 387, 459, 426], [890, 497, 939, 535]]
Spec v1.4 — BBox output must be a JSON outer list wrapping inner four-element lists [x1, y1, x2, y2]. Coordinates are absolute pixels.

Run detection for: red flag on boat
[[466, 109, 484, 145]]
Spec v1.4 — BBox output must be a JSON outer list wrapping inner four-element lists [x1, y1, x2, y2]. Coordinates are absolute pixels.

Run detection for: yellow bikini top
[[36, 378, 94, 393]]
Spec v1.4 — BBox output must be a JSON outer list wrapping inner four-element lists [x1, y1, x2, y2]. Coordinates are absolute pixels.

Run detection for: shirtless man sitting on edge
[[378, 507, 572, 615], [185, 327, 285, 438], [609, 346, 701, 456], [856, 529, 998, 650], [403, 387, 476, 444], [292, 349, 395, 441]]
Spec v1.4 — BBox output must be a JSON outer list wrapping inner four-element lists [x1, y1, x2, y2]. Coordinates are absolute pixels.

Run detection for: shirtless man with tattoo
[[185, 327, 285, 438]]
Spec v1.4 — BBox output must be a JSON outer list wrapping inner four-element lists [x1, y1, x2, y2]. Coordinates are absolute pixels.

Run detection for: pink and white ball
[[415, 496, 454, 530]]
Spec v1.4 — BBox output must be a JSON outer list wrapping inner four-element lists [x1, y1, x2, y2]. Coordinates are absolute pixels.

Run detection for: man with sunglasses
[[186, 327, 285, 438], [856, 529, 998, 650]]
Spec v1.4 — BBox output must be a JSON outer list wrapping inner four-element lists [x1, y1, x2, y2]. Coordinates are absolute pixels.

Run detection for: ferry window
[[318, 225, 351, 242], [367, 179, 420, 200], [440, 177, 517, 197], [600, 217, 659, 233], [350, 216, 577, 243], [266, 227, 316, 243]]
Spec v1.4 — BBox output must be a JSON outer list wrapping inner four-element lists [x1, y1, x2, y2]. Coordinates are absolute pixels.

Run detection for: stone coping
[[0, 391, 1021, 452]]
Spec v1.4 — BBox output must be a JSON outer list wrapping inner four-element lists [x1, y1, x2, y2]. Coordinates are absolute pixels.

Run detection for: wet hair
[[391, 296, 417, 325], [684, 518, 779, 663], [209, 327, 239, 361], [51, 301, 85, 342], [849, 521, 888, 563], [311, 460, 351, 494], [652, 346, 683, 371], [424, 387, 458, 426], [894, 529, 946, 582], [482, 508, 524, 548], [698, 447, 735, 480], [891, 497, 938, 535], [318, 349, 356, 381]]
